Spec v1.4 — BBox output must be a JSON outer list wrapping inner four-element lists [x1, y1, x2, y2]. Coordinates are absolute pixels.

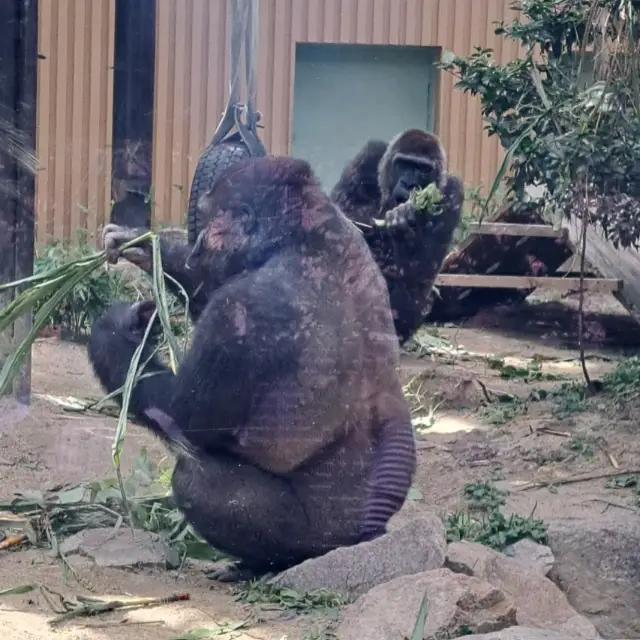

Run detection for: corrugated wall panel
[[151, 0, 230, 225], [152, 0, 522, 225], [35, 0, 115, 246]]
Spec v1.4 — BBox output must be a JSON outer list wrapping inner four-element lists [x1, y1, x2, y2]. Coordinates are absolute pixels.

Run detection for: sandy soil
[[0, 288, 639, 639]]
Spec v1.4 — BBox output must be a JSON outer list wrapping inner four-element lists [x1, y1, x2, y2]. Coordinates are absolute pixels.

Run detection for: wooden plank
[[467, 222, 568, 238], [563, 219, 640, 323], [434, 274, 622, 293]]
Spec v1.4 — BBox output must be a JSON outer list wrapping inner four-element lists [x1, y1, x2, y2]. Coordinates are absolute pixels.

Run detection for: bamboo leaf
[[410, 591, 429, 640], [0, 584, 37, 597], [150, 234, 181, 370]]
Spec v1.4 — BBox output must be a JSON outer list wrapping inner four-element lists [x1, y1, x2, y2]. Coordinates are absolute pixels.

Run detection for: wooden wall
[[36, 0, 521, 238], [35, 0, 115, 245]]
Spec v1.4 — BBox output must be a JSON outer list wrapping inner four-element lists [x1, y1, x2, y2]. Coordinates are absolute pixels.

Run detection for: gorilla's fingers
[[121, 247, 152, 270], [103, 224, 150, 266]]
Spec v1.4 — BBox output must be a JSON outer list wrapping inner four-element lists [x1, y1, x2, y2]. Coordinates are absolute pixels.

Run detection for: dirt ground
[[1, 289, 640, 639]]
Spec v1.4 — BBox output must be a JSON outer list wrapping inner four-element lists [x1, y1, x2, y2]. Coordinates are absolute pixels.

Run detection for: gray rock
[[459, 628, 591, 640], [547, 516, 640, 639], [59, 527, 179, 568], [505, 538, 555, 576], [336, 567, 517, 640], [446, 541, 599, 639], [271, 513, 446, 599]]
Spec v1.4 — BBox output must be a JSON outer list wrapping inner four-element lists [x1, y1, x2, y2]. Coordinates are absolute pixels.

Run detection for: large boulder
[[59, 527, 179, 568], [504, 538, 555, 576], [546, 516, 640, 639], [454, 628, 601, 640], [271, 512, 446, 599], [336, 567, 517, 640], [446, 541, 599, 639]]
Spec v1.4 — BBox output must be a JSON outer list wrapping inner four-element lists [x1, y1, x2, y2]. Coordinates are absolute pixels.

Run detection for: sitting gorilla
[[88, 156, 416, 581], [331, 129, 464, 342], [101, 128, 463, 344]]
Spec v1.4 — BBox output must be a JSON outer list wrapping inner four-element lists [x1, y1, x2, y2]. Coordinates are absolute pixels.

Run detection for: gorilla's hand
[[103, 223, 152, 269], [383, 200, 420, 234], [383, 174, 464, 239]]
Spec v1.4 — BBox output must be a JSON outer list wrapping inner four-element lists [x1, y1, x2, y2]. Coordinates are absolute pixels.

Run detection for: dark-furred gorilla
[[331, 129, 464, 343], [102, 128, 463, 345], [89, 156, 416, 581]]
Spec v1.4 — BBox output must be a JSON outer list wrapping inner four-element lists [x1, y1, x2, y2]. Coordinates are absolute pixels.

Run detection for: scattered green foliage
[[551, 381, 589, 417], [565, 437, 595, 459], [446, 483, 548, 551], [462, 482, 508, 511], [234, 577, 346, 613], [605, 473, 640, 505], [440, 0, 640, 248], [479, 396, 529, 425], [600, 356, 640, 406], [446, 509, 548, 551], [549, 357, 640, 417], [0, 448, 225, 567], [487, 357, 566, 383], [402, 374, 442, 432]]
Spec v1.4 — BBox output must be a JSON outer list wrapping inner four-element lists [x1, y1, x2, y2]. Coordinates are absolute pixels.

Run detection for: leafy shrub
[[34, 231, 133, 340], [440, 0, 640, 248]]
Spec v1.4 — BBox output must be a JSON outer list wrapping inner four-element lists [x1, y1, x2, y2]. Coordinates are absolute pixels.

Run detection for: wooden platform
[[435, 273, 622, 293], [427, 210, 628, 323]]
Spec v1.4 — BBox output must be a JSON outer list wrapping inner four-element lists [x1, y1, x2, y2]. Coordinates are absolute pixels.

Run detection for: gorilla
[[89, 155, 416, 582], [331, 129, 464, 342]]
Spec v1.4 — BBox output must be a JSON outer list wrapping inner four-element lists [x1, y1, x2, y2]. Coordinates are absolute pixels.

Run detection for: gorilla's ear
[[132, 300, 157, 328]]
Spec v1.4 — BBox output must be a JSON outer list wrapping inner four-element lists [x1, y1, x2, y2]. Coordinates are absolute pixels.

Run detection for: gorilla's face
[[390, 157, 440, 206]]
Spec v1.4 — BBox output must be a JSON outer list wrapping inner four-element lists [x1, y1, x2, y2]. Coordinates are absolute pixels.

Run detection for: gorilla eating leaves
[[89, 156, 416, 581], [331, 129, 464, 342], [101, 128, 463, 345]]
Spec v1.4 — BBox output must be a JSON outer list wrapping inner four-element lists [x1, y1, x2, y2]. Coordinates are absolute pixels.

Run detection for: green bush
[[33, 232, 133, 340]]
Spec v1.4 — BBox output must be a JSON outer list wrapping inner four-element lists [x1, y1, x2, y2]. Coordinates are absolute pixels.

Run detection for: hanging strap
[[210, 0, 264, 154]]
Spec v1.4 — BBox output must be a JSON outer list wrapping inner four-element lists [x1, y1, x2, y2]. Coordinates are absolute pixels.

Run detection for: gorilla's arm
[[103, 224, 210, 321], [87, 300, 178, 444], [330, 140, 387, 225], [379, 174, 464, 343]]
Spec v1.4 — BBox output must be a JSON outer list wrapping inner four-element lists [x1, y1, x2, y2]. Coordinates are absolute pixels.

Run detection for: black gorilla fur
[[331, 129, 464, 343], [89, 156, 416, 581]]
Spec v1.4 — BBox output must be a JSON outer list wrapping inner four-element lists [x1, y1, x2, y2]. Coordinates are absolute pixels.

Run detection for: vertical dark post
[[0, 0, 38, 404], [111, 0, 157, 226]]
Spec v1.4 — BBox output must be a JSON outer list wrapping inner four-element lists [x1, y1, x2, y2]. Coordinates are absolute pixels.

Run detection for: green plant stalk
[[411, 591, 429, 640], [479, 112, 548, 222], [0, 232, 153, 395], [0, 263, 97, 394], [111, 307, 160, 525], [150, 235, 181, 371]]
